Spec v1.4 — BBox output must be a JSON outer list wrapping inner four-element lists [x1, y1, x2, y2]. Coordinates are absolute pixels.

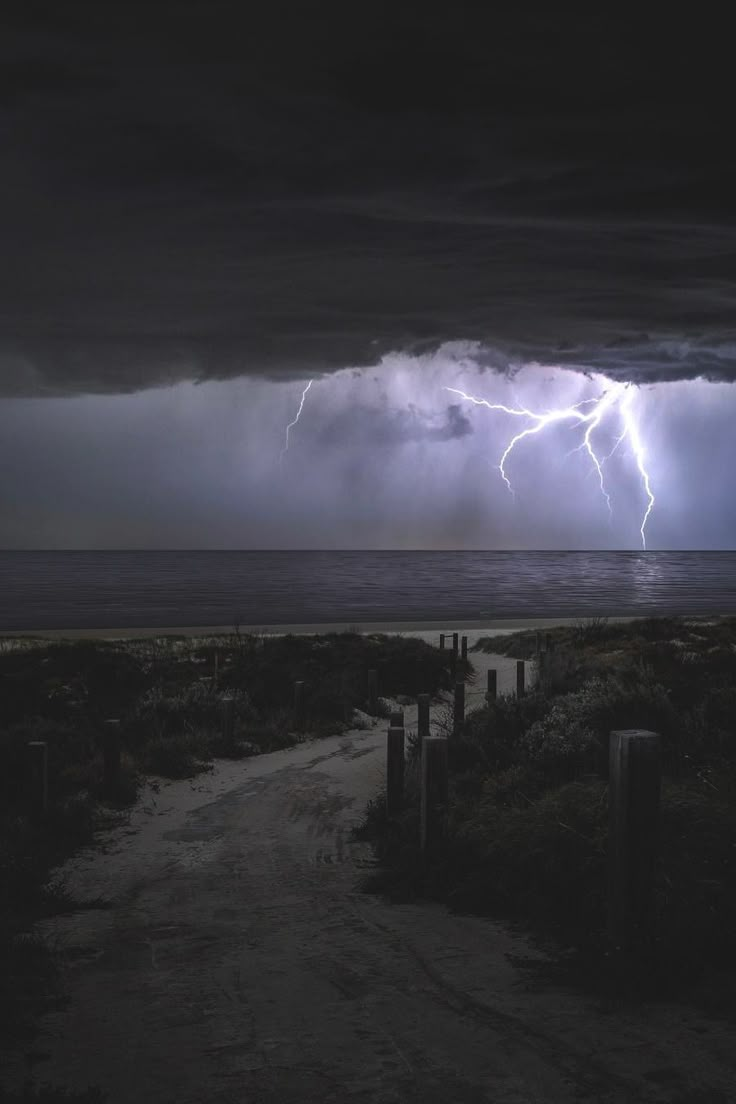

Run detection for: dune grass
[[355, 616, 736, 1016]]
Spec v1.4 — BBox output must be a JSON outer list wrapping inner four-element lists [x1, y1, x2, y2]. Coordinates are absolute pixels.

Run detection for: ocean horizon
[[2, 550, 736, 632]]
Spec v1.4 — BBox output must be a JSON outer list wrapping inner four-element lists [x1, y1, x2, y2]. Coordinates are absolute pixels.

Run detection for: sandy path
[[5, 654, 735, 1103]]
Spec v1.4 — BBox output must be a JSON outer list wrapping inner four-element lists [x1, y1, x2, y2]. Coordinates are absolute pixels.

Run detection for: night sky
[[1, 5, 734, 548]]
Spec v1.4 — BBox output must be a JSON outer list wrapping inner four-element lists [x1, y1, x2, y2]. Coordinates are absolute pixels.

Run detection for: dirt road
[[5, 655, 735, 1102]]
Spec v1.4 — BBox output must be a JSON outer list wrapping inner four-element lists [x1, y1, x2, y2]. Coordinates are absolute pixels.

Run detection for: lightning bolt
[[444, 380, 655, 549], [620, 385, 655, 549], [279, 379, 313, 464]]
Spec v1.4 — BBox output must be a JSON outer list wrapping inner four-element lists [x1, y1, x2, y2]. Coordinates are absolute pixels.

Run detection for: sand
[[0, 613, 654, 642]]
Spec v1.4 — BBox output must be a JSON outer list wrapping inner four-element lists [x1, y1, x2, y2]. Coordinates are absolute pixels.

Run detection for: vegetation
[[355, 616, 736, 1016]]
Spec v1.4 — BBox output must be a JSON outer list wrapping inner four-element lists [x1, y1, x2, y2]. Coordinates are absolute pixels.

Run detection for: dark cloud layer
[[1, 4, 735, 395]]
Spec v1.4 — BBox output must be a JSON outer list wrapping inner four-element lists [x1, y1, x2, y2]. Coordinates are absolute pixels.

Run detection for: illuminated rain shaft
[[444, 381, 656, 549], [279, 379, 313, 464]]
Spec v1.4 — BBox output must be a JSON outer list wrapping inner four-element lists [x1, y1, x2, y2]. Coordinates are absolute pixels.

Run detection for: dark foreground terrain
[[1, 622, 735, 1101]]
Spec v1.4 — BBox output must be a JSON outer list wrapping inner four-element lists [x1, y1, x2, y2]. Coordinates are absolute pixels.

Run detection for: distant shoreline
[[0, 614, 723, 641]]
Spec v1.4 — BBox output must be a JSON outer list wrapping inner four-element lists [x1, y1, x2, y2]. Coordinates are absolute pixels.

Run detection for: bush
[[450, 779, 609, 931], [125, 684, 256, 748], [520, 673, 682, 779], [139, 732, 212, 779]]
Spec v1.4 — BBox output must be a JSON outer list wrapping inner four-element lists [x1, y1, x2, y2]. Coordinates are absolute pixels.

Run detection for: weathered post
[[294, 680, 306, 732], [102, 719, 121, 793], [439, 633, 446, 650], [417, 693, 430, 748], [389, 710, 404, 729], [486, 668, 497, 702], [213, 650, 219, 687], [452, 632, 459, 658], [421, 737, 448, 853], [367, 669, 378, 714], [535, 630, 542, 655], [537, 649, 546, 687], [545, 632, 553, 652], [221, 695, 235, 748], [27, 741, 48, 820], [516, 659, 525, 698], [453, 681, 465, 735], [608, 729, 662, 950], [461, 635, 468, 661], [386, 726, 405, 818]]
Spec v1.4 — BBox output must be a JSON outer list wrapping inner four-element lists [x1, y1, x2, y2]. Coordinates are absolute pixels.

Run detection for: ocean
[[1, 550, 735, 632]]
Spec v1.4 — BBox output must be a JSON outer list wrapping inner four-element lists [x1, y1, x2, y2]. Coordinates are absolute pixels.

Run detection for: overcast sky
[[1, 5, 735, 548]]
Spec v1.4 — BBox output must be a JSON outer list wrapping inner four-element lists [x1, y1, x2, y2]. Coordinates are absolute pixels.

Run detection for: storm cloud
[[1, 4, 735, 396], [2, 358, 735, 550]]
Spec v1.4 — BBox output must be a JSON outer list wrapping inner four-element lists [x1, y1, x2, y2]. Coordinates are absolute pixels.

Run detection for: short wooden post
[[453, 681, 465, 735], [439, 633, 445, 650], [294, 680, 306, 732], [389, 710, 404, 729], [367, 669, 378, 714], [461, 635, 468, 661], [102, 719, 121, 793], [27, 741, 48, 819], [535, 630, 542, 655], [421, 737, 448, 853], [516, 659, 525, 698], [608, 729, 661, 950], [417, 693, 430, 748], [537, 649, 546, 685], [213, 650, 219, 687], [486, 668, 497, 702], [221, 696, 235, 747], [386, 726, 405, 817], [545, 632, 553, 652], [452, 632, 459, 658]]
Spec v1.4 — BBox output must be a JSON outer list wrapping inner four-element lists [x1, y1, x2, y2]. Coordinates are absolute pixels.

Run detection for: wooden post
[[421, 737, 448, 853], [27, 741, 48, 820], [439, 633, 445, 650], [386, 726, 405, 818], [294, 680, 306, 732], [214, 650, 219, 687], [545, 632, 553, 652], [516, 659, 525, 698], [461, 635, 468, 661], [102, 719, 121, 793], [535, 630, 542, 655], [486, 668, 497, 702], [537, 649, 546, 686], [453, 681, 465, 735], [389, 710, 404, 729], [608, 729, 661, 950], [367, 669, 378, 714], [417, 693, 430, 747], [452, 632, 459, 658], [221, 696, 235, 747]]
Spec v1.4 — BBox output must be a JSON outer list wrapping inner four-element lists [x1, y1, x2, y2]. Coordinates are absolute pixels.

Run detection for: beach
[[0, 613, 663, 642]]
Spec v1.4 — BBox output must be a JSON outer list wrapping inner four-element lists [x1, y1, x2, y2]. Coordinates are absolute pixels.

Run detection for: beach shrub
[[139, 731, 211, 778], [449, 778, 609, 930], [520, 672, 683, 778], [125, 684, 256, 745]]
